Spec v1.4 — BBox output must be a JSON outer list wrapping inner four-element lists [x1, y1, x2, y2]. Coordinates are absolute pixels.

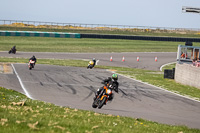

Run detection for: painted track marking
[[11, 64, 33, 99], [160, 62, 176, 71]]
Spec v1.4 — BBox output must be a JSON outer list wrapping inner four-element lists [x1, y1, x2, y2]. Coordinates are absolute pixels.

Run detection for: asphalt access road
[[3, 63, 200, 129], [0, 52, 177, 71]]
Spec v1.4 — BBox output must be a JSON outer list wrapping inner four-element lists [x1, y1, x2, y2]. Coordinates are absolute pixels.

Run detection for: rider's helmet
[[112, 74, 118, 81], [93, 58, 96, 61], [33, 55, 35, 58]]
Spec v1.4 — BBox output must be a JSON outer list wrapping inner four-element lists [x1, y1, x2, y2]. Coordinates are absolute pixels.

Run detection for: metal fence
[[0, 19, 199, 33]]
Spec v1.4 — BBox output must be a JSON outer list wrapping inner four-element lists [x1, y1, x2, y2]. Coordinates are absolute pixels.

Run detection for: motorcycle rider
[[94, 74, 119, 101], [92, 58, 96, 67], [29, 55, 37, 67], [102, 73, 119, 93], [9, 46, 16, 54], [87, 58, 96, 69]]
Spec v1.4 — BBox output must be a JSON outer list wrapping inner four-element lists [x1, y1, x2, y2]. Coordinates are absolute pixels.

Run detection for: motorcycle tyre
[[29, 64, 32, 70], [92, 98, 99, 108], [92, 102, 97, 108], [88, 65, 93, 69], [98, 96, 107, 109]]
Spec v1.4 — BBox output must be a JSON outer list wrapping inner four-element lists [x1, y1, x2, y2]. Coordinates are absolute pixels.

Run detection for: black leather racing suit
[[95, 77, 119, 101], [29, 56, 37, 67]]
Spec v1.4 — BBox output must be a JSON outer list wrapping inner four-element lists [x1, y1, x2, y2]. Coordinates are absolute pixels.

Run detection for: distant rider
[[94, 74, 119, 101], [102, 73, 119, 93], [9, 46, 16, 54], [12, 46, 16, 52], [29, 55, 37, 67], [92, 58, 96, 67]]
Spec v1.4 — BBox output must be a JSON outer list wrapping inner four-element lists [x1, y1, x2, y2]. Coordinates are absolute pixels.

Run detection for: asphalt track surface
[[1, 52, 200, 129], [0, 51, 177, 71]]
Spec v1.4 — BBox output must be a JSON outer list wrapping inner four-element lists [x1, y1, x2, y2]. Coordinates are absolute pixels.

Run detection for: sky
[[0, 0, 200, 29]]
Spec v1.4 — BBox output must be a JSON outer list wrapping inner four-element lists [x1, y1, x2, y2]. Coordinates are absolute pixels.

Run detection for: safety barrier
[[80, 34, 200, 42], [175, 63, 200, 89], [0, 31, 81, 38], [1, 31, 199, 42]]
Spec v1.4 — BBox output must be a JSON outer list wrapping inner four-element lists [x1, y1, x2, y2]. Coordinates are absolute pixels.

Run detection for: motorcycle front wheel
[[92, 97, 99, 108], [98, 96, 107, 109]]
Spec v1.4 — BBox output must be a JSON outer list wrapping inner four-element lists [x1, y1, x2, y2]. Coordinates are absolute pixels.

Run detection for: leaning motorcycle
[[92, 86, 112, 109], [28, 60, 35, 70], [8, 48, 16, 54], [87, 61, 94, 69]]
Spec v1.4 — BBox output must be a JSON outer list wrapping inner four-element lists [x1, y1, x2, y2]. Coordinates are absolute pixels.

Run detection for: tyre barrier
[[1, 31, 199, 42], [164, 68, 175, 79], [81, 34, 200, 42], [0, 31, 81, 38]]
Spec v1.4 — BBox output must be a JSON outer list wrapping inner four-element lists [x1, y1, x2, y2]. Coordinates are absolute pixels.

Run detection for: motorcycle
[[8, 48, 16, 54], [28, 60, 35, 70], [87, 61, 94, 69], [92, 85, 112, 109]]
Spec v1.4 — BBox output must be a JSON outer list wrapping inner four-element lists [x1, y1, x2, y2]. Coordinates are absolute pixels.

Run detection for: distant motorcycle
[[87, 61, 95, 69], [92, 85, 112, 109], [28, 60, 35, 70], [8, 47, 16, 54]]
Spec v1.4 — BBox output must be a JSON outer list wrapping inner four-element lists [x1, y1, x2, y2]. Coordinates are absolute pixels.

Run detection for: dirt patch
[[0, 63, 13, 74]]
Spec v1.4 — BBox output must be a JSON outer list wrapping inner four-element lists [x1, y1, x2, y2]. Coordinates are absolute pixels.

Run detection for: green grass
[[1, 36, 200, 53], [0, 87, 199, 133], [161, 63, 176, 71], [115, 67, 200, 100], [1, 26, 200, 38]]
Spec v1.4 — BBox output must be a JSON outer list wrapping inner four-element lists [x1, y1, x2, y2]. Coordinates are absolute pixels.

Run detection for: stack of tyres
[[164, 68, 175, 79]]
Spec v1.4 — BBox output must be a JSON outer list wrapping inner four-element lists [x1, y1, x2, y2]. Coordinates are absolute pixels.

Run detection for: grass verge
[[0, 87, 199, 133], [161, 63, 176, 71], [1, 36, 198, 53]]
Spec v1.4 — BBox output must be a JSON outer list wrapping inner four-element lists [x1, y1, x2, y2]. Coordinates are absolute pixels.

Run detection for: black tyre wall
[[81, 34, 200, 42]]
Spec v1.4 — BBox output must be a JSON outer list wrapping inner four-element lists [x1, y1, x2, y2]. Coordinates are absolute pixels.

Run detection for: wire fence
[[0, 19, 200, 33]]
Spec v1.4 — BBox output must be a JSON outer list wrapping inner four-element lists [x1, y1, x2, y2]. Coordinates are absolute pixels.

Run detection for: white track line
[[11, 64, 33, 99], [107, 70, 200, 103], [160, 62, 177, 71]]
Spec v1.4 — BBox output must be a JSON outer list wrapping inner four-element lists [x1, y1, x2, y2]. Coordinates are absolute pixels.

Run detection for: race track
[[1, 52, 200, 129], [0, 52, 177, 71]]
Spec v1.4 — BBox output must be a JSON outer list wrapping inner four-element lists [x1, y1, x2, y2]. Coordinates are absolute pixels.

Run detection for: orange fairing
[[106, 89, 112, 95], [103, 86, 112, 95], [101, 95, 108, 100]]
